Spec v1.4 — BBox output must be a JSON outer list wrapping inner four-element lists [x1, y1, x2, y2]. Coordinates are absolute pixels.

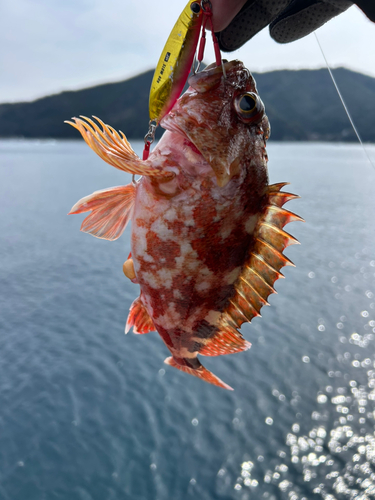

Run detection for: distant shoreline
[[1, 68, 374, 143]]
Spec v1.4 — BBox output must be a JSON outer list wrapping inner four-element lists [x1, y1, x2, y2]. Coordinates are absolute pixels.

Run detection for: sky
[[1, 0, 375, 103]]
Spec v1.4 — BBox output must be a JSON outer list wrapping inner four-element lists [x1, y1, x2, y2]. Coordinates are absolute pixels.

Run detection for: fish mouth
[[185, 138, 203, 157], [161, 115, 234, 188], [160, 60, 247, 188], [160, 117, 203, 157]]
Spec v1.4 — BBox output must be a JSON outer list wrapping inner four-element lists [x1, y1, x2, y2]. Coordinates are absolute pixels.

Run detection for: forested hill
[[1, 67, 374, 142]]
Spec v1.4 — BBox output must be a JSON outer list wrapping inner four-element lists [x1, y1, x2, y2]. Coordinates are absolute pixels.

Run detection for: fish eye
[[234, 92, 265, 124], [190, 2, 201, 14], [239, 94, 256, 112]]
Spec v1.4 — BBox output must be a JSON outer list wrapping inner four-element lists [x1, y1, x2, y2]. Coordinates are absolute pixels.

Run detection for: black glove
[[216, 0, 375, 51]]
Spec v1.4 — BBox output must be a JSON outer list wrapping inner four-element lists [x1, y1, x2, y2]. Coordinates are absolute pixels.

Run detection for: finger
[[216, 0, 289, 52], [270, 0, 353, 44], [210, 0, 249, 31]]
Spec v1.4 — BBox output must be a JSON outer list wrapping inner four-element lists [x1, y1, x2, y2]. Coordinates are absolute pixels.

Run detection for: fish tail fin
[[65, 116, 171, 179], [164, 356, 233, 390], [69, 183, 135, 240]]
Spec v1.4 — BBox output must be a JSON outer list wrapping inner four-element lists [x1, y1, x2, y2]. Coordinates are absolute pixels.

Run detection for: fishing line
[[314, 32, 375, 170]]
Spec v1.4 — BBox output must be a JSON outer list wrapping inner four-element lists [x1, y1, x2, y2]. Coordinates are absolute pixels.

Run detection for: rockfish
[[67, 60, 302, 390]]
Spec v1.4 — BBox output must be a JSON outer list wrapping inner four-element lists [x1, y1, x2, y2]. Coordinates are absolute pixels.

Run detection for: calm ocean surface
[[1, 139, 375, 500]]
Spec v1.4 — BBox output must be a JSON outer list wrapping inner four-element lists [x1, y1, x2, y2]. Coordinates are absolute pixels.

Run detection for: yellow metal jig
[[149, 1, 204, 124], [144, 0, 223, 160]]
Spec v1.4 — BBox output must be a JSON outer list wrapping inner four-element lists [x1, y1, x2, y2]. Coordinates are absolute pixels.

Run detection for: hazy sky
[[1, 0, 374, 103]]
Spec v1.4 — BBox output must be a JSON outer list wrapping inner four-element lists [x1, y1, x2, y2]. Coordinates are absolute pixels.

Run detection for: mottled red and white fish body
[[67, 60, 302, 390]]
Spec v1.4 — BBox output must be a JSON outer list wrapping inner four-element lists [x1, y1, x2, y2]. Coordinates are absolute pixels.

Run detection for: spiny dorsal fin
[[268, 191, 300, 207], [65, 116, 171, 179], [257, 223, 299, 251], [224, 183, 302, 329], [125, 296, 155, 334], [69, 183, 135, 240]]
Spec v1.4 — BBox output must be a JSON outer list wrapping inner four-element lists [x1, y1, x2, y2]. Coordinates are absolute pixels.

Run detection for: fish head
[[160, 60, 270, 187]]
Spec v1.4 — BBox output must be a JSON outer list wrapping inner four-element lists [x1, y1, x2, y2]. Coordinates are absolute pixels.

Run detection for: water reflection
[[2, 141, 375, 500], [230, 237, 375, 500], [235, 342, 375, 499]]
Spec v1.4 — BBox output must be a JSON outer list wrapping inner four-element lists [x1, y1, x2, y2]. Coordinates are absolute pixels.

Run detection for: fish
[[66, 60, 302, 390]]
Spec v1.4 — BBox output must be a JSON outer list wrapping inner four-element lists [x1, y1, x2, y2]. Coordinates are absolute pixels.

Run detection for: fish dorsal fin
[[65, 116, 171, 179], [223, 183, 303, 329], [194, 185, 301, 358], [125, 296, 155, 334], [69, 183, 136, 241], [198, 319, 251, 357]]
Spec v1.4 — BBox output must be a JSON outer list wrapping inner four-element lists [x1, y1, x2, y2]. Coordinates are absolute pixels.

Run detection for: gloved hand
[[213, 0, 375, 51]]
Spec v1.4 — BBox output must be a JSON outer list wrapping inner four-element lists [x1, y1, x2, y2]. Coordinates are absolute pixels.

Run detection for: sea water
[[1, 139, 375, 500]]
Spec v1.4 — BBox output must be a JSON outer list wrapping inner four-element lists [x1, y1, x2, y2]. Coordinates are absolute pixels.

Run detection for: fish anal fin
[[164, 356, 233, 390], [69, 183, 135, 241], [198, 321, 251, 357], [125, 296, 155, 334], [224, 184, 302, 329], [65, 116, 171, 179]]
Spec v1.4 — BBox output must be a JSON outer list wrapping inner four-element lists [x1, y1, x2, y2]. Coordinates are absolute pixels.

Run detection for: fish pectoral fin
[[198, 321, 251, 357], [65, 116, 171, 179], [125, 296, 155, 334], [164, 356, 233, 390], [69, 183, 135, 241]]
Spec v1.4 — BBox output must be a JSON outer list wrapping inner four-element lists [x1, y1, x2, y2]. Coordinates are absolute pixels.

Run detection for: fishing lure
[[144, 0, 223, 159]]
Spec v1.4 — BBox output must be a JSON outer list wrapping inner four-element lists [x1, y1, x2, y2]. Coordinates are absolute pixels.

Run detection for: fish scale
[[67, 60, 302, 390]]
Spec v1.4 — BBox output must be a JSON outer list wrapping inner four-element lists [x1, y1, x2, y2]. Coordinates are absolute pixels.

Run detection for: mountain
[[0, 67, 374, 142], [254, 68, 375, 142]]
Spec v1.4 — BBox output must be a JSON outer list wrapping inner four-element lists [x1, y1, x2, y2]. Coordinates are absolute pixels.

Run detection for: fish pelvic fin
[[125, 296, 155, 334], [65, 116, 171, 179], [223, 183, 303, 329], [164, 356, 233, 390], [69, 183, 135, 240]]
